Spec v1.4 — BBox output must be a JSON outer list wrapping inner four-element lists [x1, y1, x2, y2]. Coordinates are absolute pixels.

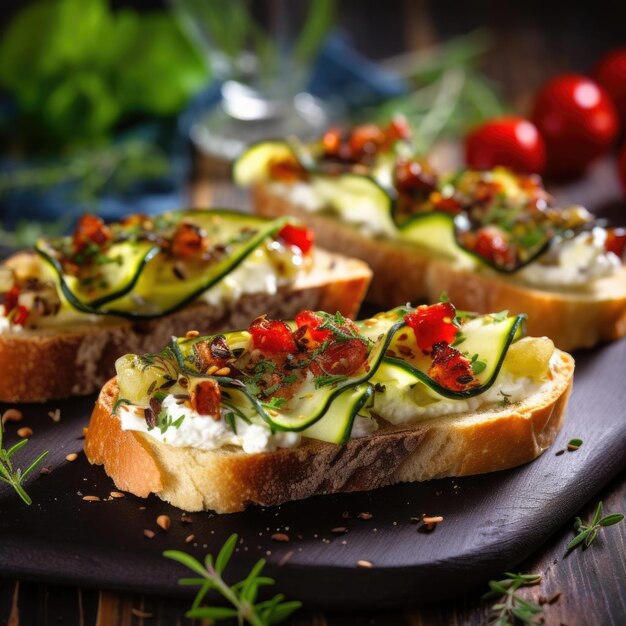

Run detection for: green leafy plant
[[566, 501, 624, 553], [483, 572, 543, 626], [0, 424, 49, 505], [164, 533, 302, 625]]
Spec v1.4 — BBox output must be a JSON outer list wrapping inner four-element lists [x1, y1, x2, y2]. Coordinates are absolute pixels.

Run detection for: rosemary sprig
[[164, 533, 302, 625], [566, 501, 624, 553], [483, 572, 543, 626], [0, 423, 48, 505]]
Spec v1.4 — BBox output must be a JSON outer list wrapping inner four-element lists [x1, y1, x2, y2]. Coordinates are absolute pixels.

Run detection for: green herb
[[439, 291, 450, 303], [567, 438, 583, 451], [314, 374, 349, 389], [111, 398, 132, 416], [470, 353, 487, 375], [153, 409, 185, 434], [497, 390, 512, 407], [0, 423, 49, 505], [483, 572, 542, 626], [566, 501, 624, 553], [491, 310, 509, 323], [318, 311, 367, 344], [261, 397, 287, 411], [164, 533, 302, 625], [452, 331, 466, 347]]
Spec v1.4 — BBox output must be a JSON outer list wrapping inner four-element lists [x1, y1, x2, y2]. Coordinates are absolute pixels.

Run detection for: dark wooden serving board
[[0, 336, 625, 611]]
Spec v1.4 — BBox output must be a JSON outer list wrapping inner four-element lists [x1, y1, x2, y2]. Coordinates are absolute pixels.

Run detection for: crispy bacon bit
[[606, 227, 626, 259], [278, 223, 314, 254], [405, 303, 458, 352], [170, 222, 209, 258], [72, 214, 112, 253], [428, 342, 477, 391], [191, 380, 222, 420], [249, 316, 297, 354], [316, 338, 369, 376]]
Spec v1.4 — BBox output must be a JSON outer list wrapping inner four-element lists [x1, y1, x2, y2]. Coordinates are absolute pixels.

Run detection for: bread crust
[[0, 249, 371, 402], [252, 183, 626, 351], [84, 351, 574, 513]]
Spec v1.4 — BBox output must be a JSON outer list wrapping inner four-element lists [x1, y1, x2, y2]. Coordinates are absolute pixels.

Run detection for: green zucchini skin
[[234, 140, 555, 273], [122, 306, 528, 444], [35, 209, 292, 320]]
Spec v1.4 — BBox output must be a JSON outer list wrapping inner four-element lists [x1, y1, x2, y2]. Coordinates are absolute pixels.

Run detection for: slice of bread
[[251, 184, 626, 351], [0, 249, 371, 403], [84, 350, 574, 513]]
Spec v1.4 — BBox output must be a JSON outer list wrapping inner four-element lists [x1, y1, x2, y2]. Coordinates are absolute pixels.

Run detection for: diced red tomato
[[394, 158, 437, 194], [249, 316, 297, 353], [3, 285, 19, 315], [386, 115, 411, 141], [268, 157, 305, 182], [404, 303, 458, 352], [473, 228, 516, 267], [606, 227, 626, 259], [191, 380, 222, 419], [278, 223, 314, 254], [428, 342, 477, 391], [316, 338, 369, 376], [73, 214, 112, 252], [171, 222, 209, 258], [349, 124, 386, 156], [295, 310, 332, 342]]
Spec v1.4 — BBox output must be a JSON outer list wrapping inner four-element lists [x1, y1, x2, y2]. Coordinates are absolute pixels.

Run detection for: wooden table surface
[[1, 171, 625, 626]]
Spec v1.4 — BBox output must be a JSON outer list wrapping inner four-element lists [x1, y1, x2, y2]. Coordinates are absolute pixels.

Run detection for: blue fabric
[[0, 33, 407, 228]]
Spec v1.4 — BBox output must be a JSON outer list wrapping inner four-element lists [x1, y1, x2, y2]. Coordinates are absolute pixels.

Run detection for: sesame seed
[[357, 560, 373, 568], [185, 534, 195, 543], [214, 367, 231, 376], [65, 453, 78, 462], [207, 365, 219, 375], [17, 427, 33, 438], [143, 529, 156, 539], [186, 330, 200, 339], [82, 495, 100, 502], [156, 515, 171, 531], [110, 491, 125, 498], [422, 516, 444, 525], [271, 533, 289, 542]]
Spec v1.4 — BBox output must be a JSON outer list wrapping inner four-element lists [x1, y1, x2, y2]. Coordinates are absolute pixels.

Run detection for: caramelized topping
[[428, 342, 478, 391], [191, 380, 222, 420]]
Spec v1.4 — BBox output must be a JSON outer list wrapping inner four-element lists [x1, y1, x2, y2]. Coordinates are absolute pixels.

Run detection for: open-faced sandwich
[[0, 209, 371, 402], [233, 118, 626, 351], [85, 301, 574, 513]]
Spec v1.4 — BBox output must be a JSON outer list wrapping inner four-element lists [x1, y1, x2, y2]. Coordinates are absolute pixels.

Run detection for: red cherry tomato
[[278, 223, 314, 254], [531, 74, 619, 178], [404, 302, 458, 352], [606, 227, 626, 259], [464, 117, 546, 174], [473, 228, 516, 267], [294, 310, 331, 343], [73, 214, 112, 252], [594, 48, 626, 126], [249, 316, 297, 353]]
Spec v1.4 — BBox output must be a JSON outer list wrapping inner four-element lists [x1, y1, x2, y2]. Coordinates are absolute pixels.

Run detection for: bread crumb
[[17, 427, 33, 438], [65, 453, 78, 462], [331, 527, 347, 534], [48, 409, 61, 422], [185, 534, 195, 543], [157, 515, 171, 531], [2, 409, 23, 425], [143, 529, 156, 539]]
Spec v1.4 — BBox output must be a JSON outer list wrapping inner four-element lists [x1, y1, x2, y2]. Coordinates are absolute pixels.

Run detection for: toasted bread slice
[[84, 350, 573, 514], [252, 183, 626, 351], [0, 249, 371, 403]]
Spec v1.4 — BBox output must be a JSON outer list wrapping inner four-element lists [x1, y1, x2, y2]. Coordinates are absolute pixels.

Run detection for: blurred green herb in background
[[0, 0, 210, 152], [371, 30, 505, 153]]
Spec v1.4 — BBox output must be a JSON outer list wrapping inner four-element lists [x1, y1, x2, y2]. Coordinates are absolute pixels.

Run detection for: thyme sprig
[[566, 501, 624, 553], [483, 572, 543, 626], [164, 533, 302, 625], [0, 423, 48, 505]]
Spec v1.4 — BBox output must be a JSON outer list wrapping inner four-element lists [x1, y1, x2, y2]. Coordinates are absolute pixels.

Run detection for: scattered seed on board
[[331, 527, 347, 534], [16, 427, 33, 438], [157, 515, 171, 531], [65, 453, 78, 462], [185, 534, 195, 543], [357, 560, 373, 568], [271, 533, 289, 542], [83, 496, 100, 502], [48, 409, 61, 422], [110, 491, 125, 498], [357, 512, 373, 520], [2, 409, 23, 424], [143, 529, 156, 539]]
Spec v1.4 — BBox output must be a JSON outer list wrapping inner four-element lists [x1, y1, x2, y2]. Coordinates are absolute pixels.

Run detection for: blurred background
[[1, 0, 625, 247]]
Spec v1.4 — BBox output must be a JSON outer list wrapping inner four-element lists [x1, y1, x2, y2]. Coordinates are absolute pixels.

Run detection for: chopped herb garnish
[[452, 331, 466, 347], [497, 390, 512, 407], [439, 291, 449, 303], [567, 438, 583, 451], [151, 409, 185, 434], [0, 423, 48, 505], [491, 310, 509, 323], [318, 311, 368, 344], [483, 572, 543, 626], [111, 398, 132, 415], [470, 353, 487, 375], [314, 374, 349, 389], [566, 501, 624, 553], [164, 533, 301, 624]]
